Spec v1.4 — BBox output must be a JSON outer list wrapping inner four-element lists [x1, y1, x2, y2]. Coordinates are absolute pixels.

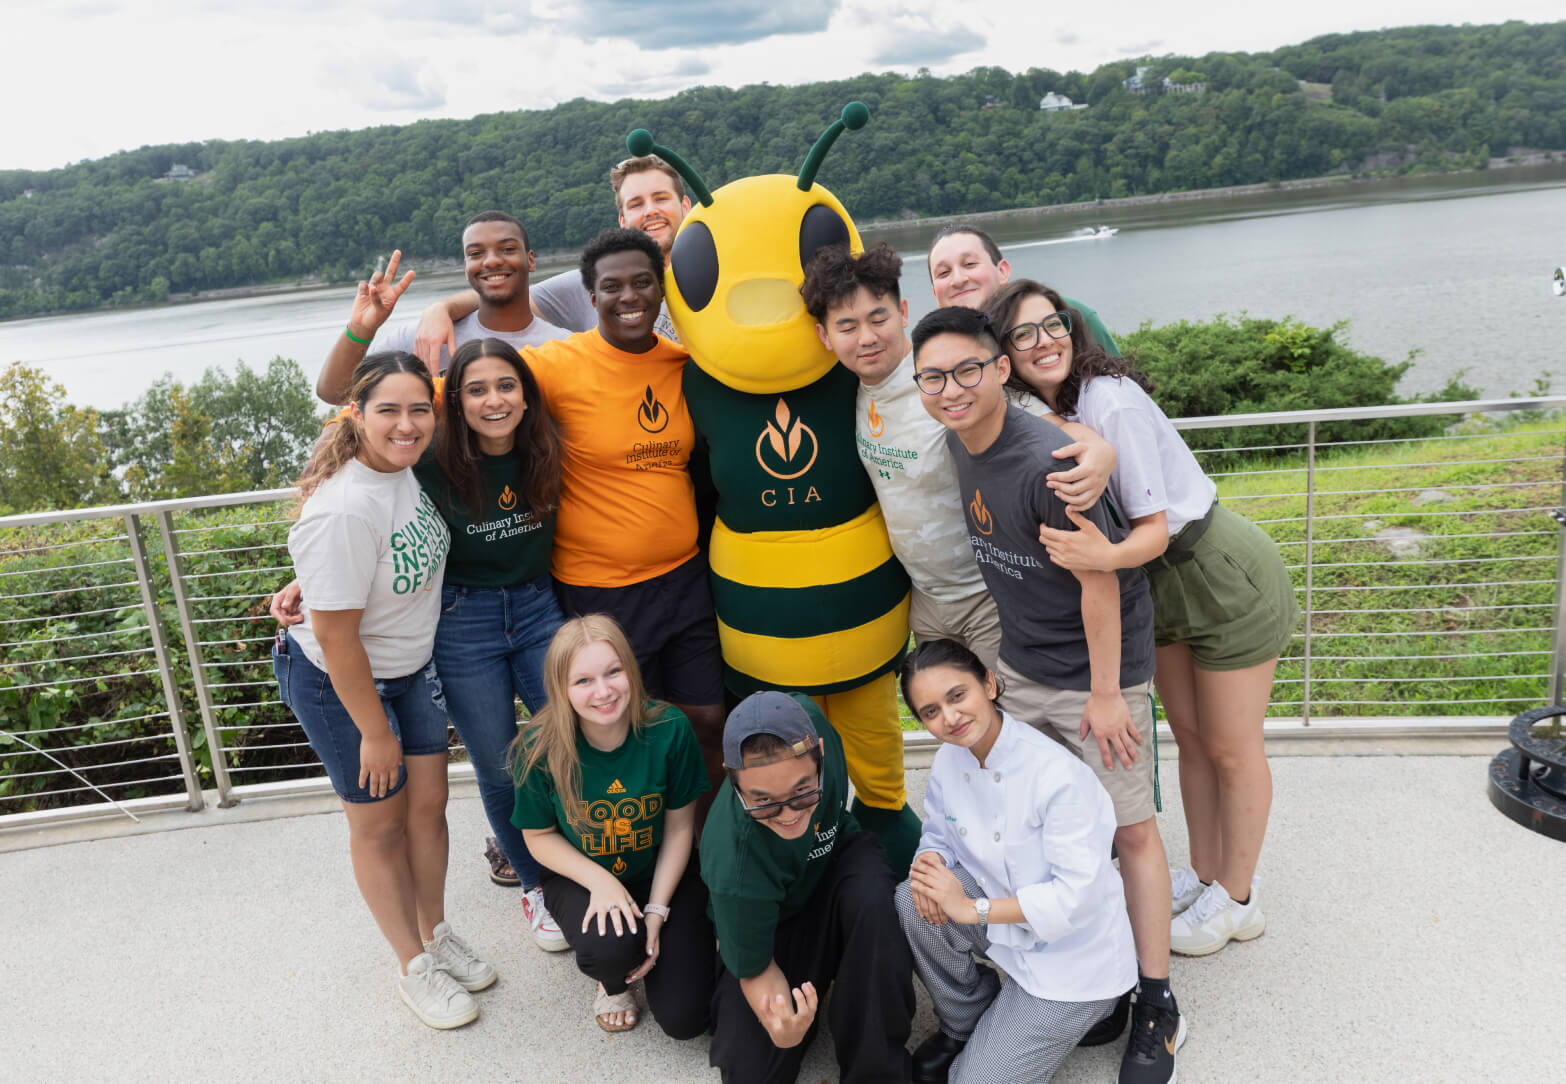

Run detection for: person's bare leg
[[342, 791, 423, 969], [1193, 659, 1278, 896], [1114, 816, 1172, 979], [1155, 643, 1221, 881], [402, 753, 450, 941]]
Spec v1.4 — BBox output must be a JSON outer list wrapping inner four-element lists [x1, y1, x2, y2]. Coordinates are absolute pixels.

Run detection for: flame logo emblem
[[756, 399, 819, 480], [637, 385, 669, 433], [498, 484, 517, 511], [612, 856, 628, 876], [867, 399, 884, 438], [969, 488, 994, 536]]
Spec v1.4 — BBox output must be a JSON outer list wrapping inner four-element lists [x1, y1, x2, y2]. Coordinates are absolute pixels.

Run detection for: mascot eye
[[799, 205, 851, 271], [670, 221, 719, 312]]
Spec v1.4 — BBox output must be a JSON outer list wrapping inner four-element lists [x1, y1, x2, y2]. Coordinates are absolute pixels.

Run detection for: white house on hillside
[[1039, 92, 1087, 111]]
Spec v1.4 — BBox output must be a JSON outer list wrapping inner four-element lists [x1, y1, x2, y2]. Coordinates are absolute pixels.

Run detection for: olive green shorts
[[1148, 505, 1300, 671]]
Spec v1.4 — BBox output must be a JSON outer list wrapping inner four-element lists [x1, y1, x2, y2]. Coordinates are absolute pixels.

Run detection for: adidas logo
[[607, 779, 626, 794]]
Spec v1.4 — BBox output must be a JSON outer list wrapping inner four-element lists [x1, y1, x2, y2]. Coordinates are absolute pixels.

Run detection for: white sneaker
[[1170, 865, 1204, 916], [424, 920, 497, 991], [1170, 879, 1265, 956], [523, 886, 570, 952], [398, 952, 479, 1029]]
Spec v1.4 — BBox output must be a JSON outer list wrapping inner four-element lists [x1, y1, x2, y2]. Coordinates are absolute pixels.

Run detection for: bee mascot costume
[[626, 104, 920, 875]]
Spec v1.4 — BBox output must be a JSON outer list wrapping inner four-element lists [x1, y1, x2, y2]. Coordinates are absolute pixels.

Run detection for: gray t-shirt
[[946, 405, 1154, 691], [531, 267, 680, 343], [375, 311, 569, 374]]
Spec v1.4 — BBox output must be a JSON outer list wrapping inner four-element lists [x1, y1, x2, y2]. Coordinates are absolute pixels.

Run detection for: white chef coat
[[916, 712, 1137, 1002]]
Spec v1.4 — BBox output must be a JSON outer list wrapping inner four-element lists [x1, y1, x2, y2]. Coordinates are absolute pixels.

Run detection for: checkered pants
[[895, 865, 1120, 1084]]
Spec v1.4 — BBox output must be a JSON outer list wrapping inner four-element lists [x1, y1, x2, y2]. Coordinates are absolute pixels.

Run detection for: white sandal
[[593, 983, 639, 1033]]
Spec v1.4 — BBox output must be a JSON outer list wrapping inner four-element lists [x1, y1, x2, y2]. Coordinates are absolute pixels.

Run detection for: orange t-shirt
[[522, 329, 697, 588]]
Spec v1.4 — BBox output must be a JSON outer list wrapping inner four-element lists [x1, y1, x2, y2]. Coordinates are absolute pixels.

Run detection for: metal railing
[[3, 395, 1564, 829]]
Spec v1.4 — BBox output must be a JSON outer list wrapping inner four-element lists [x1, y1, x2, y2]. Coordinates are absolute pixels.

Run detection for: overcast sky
[[5, 1, 1559, 172]]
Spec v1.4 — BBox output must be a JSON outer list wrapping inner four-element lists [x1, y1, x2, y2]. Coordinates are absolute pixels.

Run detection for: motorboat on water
[[1091, 225, 1119, 238]]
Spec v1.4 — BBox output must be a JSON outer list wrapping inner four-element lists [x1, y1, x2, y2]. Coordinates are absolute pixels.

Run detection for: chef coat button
[[963, 772, 970, 782], [994, 772, 1002, 782], [993, 832, 1001, 842], [959, 827, 967, 837]]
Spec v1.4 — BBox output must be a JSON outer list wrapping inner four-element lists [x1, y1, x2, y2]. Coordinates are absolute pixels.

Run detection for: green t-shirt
[[683, 361, 876, 534], [1064, 296, 1120, 357], [698, 694, 861, 979], [510, 707, 709, 884], [413, 448, 555, 588]]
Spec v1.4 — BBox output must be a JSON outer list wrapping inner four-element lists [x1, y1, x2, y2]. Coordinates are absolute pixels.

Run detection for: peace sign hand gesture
[[346, 250, 416, 341]]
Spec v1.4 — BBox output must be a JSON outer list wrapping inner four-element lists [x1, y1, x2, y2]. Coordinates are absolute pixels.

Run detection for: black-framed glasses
[[737, 781, 824, 821], [913, 354, 1003, 395], [1004, 311, 1072, 351]]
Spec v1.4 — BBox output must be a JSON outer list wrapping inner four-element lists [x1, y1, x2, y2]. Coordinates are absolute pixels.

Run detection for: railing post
[[124, 513, 203, 812], [1302, 421, 1316, 726], [1549, 426, 1566, 706], [154, 510, 237, 806]]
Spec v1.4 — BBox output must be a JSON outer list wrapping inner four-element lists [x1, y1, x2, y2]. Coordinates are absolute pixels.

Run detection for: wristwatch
[[972, 897, 991, 924], [643, 903, 671, 920]]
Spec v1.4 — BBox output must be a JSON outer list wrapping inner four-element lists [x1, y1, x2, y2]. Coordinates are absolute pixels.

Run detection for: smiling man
[[414, 155, 691, 355], [314, 211, 566, 403], [700, 690, 914, 1084], [802, 242, 1114, 671]]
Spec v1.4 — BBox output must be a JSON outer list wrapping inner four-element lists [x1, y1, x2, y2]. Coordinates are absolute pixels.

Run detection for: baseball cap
[[722, 691, 818, 769]]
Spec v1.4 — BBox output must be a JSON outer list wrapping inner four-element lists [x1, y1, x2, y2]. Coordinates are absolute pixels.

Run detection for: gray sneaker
[[398, 952, 479, 1029], [424, 921, 497, 992]]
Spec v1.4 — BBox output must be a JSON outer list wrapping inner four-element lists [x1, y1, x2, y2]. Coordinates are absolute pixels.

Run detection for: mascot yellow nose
[[726, 278, 804, 326]]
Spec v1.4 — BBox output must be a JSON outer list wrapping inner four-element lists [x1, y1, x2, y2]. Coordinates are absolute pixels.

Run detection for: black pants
[[541, 858, 715, 1041], [708, 830, 915, 1083]]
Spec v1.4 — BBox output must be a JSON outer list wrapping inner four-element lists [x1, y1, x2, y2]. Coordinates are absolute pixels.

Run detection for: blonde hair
[[510, 614, 665, 832], [609, 154, 685, 212], [294, 351, 434, 506]]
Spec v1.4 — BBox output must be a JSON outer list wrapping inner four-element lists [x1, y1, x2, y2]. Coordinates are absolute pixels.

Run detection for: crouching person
[[898, 639, 1137, 1083], [702, 691, 915, 1083]]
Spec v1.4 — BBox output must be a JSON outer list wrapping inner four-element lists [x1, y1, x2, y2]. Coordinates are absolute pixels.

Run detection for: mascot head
[[626, 102, 869, 394]]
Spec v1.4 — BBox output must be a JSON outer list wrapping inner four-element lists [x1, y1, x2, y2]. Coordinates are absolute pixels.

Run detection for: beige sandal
[[593, 983, 639, 1033]]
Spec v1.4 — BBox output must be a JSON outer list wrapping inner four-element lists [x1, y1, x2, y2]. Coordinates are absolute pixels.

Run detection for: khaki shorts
[[908, 586, 1004, 673], [995, 658, 1156, 826]]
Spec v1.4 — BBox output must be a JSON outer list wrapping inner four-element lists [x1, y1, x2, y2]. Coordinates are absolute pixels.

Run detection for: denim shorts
[[273, 631, 450, 803]]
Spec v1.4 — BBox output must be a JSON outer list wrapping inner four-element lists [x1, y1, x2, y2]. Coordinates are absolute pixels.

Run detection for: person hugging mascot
[[625, 104, 920, 875]]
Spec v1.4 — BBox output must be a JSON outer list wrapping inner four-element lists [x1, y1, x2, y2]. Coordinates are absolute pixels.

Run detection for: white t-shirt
[[288, 459, 452, 678], [855, 349, 1051, 601], [531, 266, 680, 343], [375, 311, 569, 374], [1072, 377, 1215, 535]]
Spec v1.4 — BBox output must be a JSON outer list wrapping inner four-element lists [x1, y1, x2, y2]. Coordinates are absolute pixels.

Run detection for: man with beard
[[410, 155, 691, 353]]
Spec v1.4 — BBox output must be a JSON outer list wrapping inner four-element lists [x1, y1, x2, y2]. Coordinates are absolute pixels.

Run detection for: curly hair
[[984, 279, 1152, 418], [800, 241, 902, 321], [579, 227, 665, 293]]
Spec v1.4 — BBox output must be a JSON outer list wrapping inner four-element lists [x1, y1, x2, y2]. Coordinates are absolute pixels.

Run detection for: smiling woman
[[272, 351, 498, 1031]]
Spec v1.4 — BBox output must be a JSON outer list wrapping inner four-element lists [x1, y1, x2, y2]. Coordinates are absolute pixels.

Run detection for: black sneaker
[[1119, 993, 1185, 1084]]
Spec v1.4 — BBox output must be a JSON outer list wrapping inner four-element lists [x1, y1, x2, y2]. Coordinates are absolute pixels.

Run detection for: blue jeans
[[273, 632, 449, 804], [433, 576, 563, 890]]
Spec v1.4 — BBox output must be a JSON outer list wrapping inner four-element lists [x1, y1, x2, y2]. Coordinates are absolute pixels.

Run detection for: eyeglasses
[[913, 354, 1003, 395], [737, 781, 824, 821], [1004, 311, 1072, 351]]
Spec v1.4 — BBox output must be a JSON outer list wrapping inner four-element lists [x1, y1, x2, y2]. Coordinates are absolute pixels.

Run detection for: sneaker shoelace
[[435, 930, 482, 969], [425, 962, 469, 1006], [1171, 866, 1200, 899], [1126, 1000, 1175, 1062], [1185, 882, 1232, 925]]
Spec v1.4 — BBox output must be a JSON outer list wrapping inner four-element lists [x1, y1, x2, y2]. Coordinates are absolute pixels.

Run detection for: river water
[[5, 164, 1566, 410]]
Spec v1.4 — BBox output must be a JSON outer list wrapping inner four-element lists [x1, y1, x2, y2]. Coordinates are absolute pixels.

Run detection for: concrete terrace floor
[[4, 752, 1562, 1083]]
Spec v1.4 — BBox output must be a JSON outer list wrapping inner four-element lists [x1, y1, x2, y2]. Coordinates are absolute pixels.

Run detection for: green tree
[[0, 362, 117, 513]]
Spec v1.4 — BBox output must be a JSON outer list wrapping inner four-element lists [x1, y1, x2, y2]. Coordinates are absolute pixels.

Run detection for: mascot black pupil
[[670, 220, 719, 312], [798, 204, 850, 271]]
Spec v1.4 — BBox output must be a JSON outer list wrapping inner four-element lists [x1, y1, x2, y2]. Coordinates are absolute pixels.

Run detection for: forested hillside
[[2, 20, 1562, 318]]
